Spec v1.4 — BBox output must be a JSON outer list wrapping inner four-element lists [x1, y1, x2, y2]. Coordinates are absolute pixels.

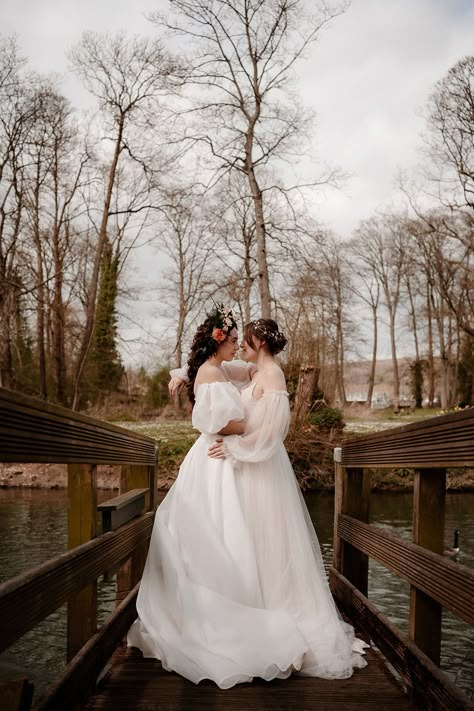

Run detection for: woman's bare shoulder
[[195, 362, 226, 386], [262, 363, 287, 390]]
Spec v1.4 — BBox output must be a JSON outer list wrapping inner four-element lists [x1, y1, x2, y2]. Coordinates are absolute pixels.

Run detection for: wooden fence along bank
[[0, 386, 473, 710]]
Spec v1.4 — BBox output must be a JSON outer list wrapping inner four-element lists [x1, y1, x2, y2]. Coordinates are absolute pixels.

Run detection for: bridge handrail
[[332, 406, 474, 710], [0, 386, 156, 464], [0, 512, 154, 654], [339, 406, 474, 468], [0, 386, 159, 710]]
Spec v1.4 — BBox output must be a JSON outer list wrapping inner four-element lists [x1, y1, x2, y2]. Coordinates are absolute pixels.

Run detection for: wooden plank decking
[[86, 645, 417, 711]]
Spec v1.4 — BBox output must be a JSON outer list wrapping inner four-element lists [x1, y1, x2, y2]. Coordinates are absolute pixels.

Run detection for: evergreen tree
[[457, 335, 474, 407], [88, 239, 124, 400]]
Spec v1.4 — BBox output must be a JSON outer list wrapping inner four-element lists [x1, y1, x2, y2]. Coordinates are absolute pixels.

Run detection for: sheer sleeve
[[223, 391, 290, 464], [170, 366, 189, 382], [192, 382, 245, 435], [220, 360, 253, 390]]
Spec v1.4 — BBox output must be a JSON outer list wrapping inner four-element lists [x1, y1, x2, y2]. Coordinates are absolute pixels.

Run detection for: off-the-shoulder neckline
[[247, 388, 289, 401], [194, 380, 235, 394]]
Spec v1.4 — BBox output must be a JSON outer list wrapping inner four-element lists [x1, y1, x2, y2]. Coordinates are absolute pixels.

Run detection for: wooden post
[[148, 445, 159, 513], [116, 464, 150, 605], [409, 467, 446, 664], [333, 450, 370, 596], [333, 451, 344, 572], [67, 463, 97, 661]]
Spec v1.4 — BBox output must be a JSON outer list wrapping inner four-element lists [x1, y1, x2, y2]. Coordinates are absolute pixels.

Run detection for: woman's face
[[240, 336, 261, 363], [217, 328, 239, 361]]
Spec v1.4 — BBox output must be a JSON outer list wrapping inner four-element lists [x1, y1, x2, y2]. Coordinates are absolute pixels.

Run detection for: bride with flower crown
[[127, 305, 368, 688]]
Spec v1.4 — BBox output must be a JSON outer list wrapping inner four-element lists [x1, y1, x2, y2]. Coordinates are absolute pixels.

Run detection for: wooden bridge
[[0, 387, 473, 710]]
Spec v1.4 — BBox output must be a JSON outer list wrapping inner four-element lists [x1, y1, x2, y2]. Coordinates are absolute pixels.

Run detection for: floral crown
[[208, 303, 238, 343]]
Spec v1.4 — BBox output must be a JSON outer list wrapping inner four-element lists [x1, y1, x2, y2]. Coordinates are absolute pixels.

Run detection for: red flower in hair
[[212, 327, 227, 343]]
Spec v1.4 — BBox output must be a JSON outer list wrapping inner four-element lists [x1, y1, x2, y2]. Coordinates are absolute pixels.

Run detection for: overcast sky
[[2, 0, 474, 364], [3, 0, 473, 236]]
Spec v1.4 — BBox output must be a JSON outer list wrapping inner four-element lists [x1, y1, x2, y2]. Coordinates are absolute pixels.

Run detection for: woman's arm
[[208, 370, 288, 461], [218, 419, 246, 435]]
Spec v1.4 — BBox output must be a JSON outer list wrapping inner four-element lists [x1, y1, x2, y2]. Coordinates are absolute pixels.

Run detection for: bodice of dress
[[240, 381, 259, 417]]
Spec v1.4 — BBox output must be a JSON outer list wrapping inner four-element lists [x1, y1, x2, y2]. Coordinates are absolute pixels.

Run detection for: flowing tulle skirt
[[127, 434, 367, 688]]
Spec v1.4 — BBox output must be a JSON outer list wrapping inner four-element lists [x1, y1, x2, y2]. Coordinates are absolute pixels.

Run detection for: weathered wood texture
[[410, 468, 446, 663], [34, 585, 140, 711], [98, 488, 149, 533], [85, 645, 417, 711], [339, 406, 474, 468], [67, 463, 98, 661], [336, 514, 474, 625], [330, 569, 472, 711], [116, 466, 151, 606], [1, 678, 34, 711], [333, 465, 370, 596], [0, 513, 154, 653], [0, 387, 156, 464]]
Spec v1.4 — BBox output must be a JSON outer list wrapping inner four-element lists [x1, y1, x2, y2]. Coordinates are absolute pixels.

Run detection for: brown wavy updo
[[244, 318, 287, 355]]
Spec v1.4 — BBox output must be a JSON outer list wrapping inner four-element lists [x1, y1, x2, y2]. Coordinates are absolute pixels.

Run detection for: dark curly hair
[[244, 318, 287, 355], [186, 303, 238, 403], [186, 317, 220, 404]]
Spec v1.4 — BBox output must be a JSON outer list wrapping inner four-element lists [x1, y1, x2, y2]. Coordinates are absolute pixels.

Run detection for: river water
[[0, 488, 473, 700]]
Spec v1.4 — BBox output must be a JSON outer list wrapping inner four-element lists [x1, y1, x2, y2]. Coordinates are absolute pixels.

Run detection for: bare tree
[[353, 215, 408, 402], [0, 38, 35, 388], [407, 211, 473, 407], [347, 238, 381, 406], [156, 186, 219, 366], [68, 31, 178, 408], [153, 0, 346, 317], [425, 55, 474, 212]]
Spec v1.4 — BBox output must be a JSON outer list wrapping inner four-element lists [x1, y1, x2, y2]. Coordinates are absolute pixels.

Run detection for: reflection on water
[[0, 488, 473, 699], [0, 489, 117, 698]]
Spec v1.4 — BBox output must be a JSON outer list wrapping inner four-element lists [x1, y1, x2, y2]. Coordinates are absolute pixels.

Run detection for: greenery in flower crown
[[207, 303, 238, 342]]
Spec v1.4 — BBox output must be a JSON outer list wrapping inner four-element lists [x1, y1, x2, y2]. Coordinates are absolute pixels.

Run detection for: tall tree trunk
[[435, 300, 449, 409], [0, 287, 13, 388], [366, 303, 378, 406], [406, 276, 420, 361], [52, 224, 66, 403], [242, 227, 252, 324], [335, 304, 346, 405], [175, 236, 185, 368], [72, 113, 125, 410], [426, 282, 435, 406], [245, 127, 271, 318], [33, 162, 47, 399], [389, 310, 400, 401]]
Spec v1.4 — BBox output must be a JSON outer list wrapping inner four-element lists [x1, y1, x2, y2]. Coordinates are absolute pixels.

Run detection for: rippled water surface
[[0, 488, 473, 699]]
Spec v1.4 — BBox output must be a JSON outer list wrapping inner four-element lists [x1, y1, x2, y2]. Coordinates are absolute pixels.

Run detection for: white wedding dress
[[127, 364, 367, 687]]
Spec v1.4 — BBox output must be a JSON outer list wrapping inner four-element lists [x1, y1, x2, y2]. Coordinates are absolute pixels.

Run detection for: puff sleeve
[[223, 390, 290, 463], [192, 382, 245, 435]]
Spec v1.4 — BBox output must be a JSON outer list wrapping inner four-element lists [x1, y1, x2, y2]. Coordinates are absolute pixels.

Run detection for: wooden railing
[[0, 387, 159, 711], [331, 407, 474, 711]]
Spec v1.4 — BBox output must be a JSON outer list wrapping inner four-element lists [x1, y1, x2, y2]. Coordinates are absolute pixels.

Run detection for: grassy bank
[[117, 413, 474, 492]]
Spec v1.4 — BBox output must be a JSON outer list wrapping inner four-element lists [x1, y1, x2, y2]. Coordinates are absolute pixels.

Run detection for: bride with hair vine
[[128, 304, 368, 688]]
